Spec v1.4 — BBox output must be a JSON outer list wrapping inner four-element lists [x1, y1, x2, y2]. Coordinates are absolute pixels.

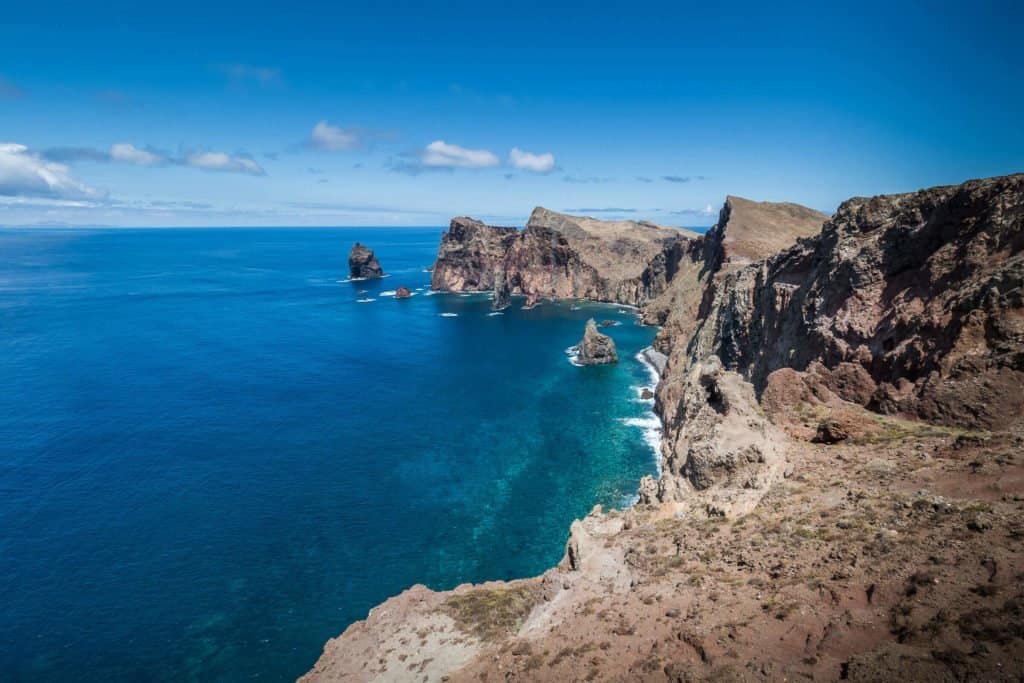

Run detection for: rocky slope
[[305, 175, 1024, 682]]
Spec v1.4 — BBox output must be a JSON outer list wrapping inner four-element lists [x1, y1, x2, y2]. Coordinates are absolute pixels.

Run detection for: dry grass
[[443, 584, 541, 641]]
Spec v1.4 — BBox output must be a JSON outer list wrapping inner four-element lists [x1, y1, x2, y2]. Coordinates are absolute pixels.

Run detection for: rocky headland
[[349, 242, 384, 279], [306, 176, 1024, 682], [431, 208, 701, 307]]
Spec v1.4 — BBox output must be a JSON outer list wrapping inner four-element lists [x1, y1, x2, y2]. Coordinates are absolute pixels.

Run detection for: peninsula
[[305, 174, 1024, 682]]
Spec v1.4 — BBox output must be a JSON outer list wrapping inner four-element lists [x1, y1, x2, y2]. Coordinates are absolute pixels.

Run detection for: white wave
[[635, 349, 661, 387], [357, 289, 368, 294], [379, 290, 397, 297], [620, 492, 641, 507], [424, 290, 438, 296], [356, 298, 376, 303], [564, 345, 583, 367], [620, 416, 662, 473], [487, 311, 504, 316], [440, 312, 458, 317], [570, 305, 581, 310]]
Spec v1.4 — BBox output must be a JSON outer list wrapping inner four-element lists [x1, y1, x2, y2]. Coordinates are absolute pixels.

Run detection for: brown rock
[[394, 286, 412, 299], [348, 242, 384, 279], [689, 173, 1024, 430], [431, 208, 694, 306], [576, 318, 618, 365]]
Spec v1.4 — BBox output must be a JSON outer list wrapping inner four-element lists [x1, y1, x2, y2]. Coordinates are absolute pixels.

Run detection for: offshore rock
[[348, 242, 384, 279], [394, 286, 412, 299], [577, 318, 618, 365], [491, 270, 510, 310]]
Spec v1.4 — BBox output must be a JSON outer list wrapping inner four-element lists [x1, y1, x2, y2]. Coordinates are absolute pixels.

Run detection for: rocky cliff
[[431, 208, 700, 306], [305, 175, 1024, 682], [686, 174, 1024, 430]]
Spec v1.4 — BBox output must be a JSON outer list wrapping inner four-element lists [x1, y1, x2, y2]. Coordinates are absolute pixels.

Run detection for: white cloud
[[671, 203, 717, 217], [421, 140, 499, 169], [0, 143, 100, 199], [310, 120, 360, 151], [110, 143, 166, 166], [508, 147, 555, 173], [184, 150, 265, 175]]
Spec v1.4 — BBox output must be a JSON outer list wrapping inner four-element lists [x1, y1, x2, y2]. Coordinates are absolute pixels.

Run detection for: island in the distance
[[306, 174, 1024, 682]]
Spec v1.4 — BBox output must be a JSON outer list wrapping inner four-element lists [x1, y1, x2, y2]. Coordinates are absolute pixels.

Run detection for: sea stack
[[348, 242, 384, 279], [491, 271, 511, 310], [577, 318, 618, 365]]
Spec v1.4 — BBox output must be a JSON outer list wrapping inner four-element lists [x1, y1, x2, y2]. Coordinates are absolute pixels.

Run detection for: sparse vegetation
[[443, 584, 541, 640]]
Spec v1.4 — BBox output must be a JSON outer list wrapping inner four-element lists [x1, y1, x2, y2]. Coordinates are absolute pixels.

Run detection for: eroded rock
[[577, 318, 618, 365], [348, 242, 384, 279]]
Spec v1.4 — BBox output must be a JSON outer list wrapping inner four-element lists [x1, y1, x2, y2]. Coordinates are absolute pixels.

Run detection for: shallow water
[[0, 227, 658, 681]]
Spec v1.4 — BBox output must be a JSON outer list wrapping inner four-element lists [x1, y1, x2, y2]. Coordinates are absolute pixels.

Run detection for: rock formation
[[348, 242, 384, 279], [431, 209, 700, 306], [394, 286, 412, 299], [305, 174, 1024, 683], [576, 318, 618, 365], [687, 174, 1024, 430], [491, 271, 510, 310]]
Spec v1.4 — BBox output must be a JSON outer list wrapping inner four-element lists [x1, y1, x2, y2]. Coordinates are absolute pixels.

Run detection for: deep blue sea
[[0, 228, 661, 681]]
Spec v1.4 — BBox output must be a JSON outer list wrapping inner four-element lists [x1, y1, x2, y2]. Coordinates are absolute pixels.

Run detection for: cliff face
[[431, 217, 518, 291], [642, 196, 828, 352], [685, 174, 1024, 430], [305, 175, 1024, 683], [431, 208, 700, 306]]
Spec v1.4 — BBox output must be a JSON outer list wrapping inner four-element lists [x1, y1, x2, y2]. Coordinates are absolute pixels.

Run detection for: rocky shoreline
[[304, 175, 1024, 682]]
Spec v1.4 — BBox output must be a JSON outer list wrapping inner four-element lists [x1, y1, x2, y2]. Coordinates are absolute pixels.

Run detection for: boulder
[[394, 286, 412, 299]]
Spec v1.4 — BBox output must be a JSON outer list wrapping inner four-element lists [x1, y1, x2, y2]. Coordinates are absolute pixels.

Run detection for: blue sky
[[1, 0, 1021, 227]]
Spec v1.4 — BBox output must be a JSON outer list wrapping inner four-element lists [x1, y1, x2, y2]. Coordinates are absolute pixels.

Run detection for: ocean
[[0, 227, 660, 681]]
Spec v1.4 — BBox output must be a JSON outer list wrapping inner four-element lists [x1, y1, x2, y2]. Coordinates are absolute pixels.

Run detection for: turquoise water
[[0, 228, 659, 681]]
